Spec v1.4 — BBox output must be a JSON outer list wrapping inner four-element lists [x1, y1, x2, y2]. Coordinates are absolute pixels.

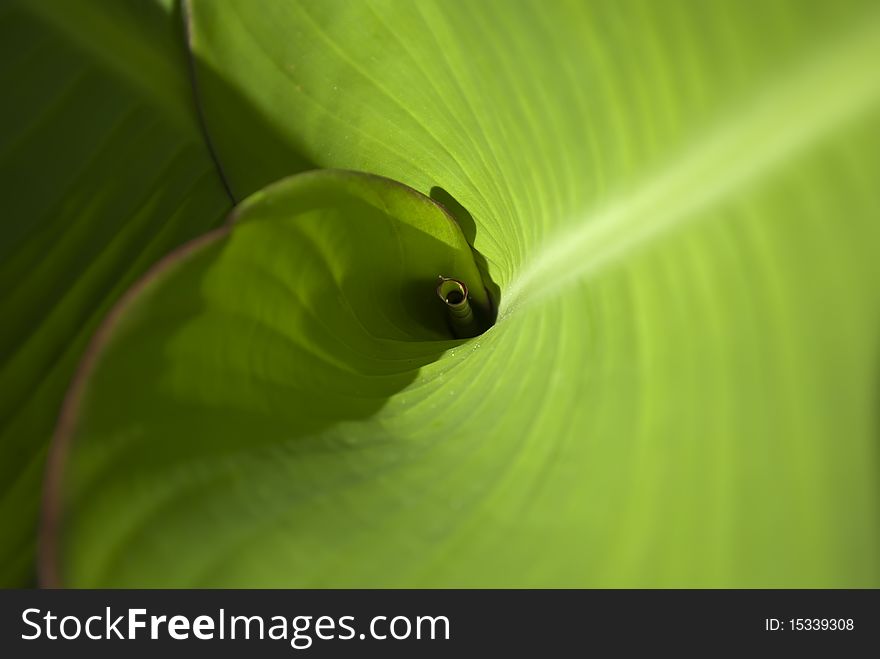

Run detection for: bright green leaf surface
[[53, 0, 880, 585], [0, 0, 230, 585], [49, 170, 490, 586]]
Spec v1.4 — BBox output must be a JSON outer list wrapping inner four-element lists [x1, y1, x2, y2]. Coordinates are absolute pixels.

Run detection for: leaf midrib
[[502, 14, 880, 317]]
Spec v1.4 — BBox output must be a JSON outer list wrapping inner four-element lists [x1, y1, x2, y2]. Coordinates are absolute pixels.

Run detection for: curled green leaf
[[436, 276, 481, 339], [42, 169, 491, 586], [33, 0, 880, 587]]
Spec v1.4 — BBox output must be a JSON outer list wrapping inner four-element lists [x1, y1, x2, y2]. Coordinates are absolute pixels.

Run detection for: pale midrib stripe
[[502, 15, 880, 317]]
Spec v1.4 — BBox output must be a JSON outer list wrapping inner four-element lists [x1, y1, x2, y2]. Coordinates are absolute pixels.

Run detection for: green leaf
[[46, 169, 490, 586], [52, 0, 880, 585], [0, 0, 230, 585]]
